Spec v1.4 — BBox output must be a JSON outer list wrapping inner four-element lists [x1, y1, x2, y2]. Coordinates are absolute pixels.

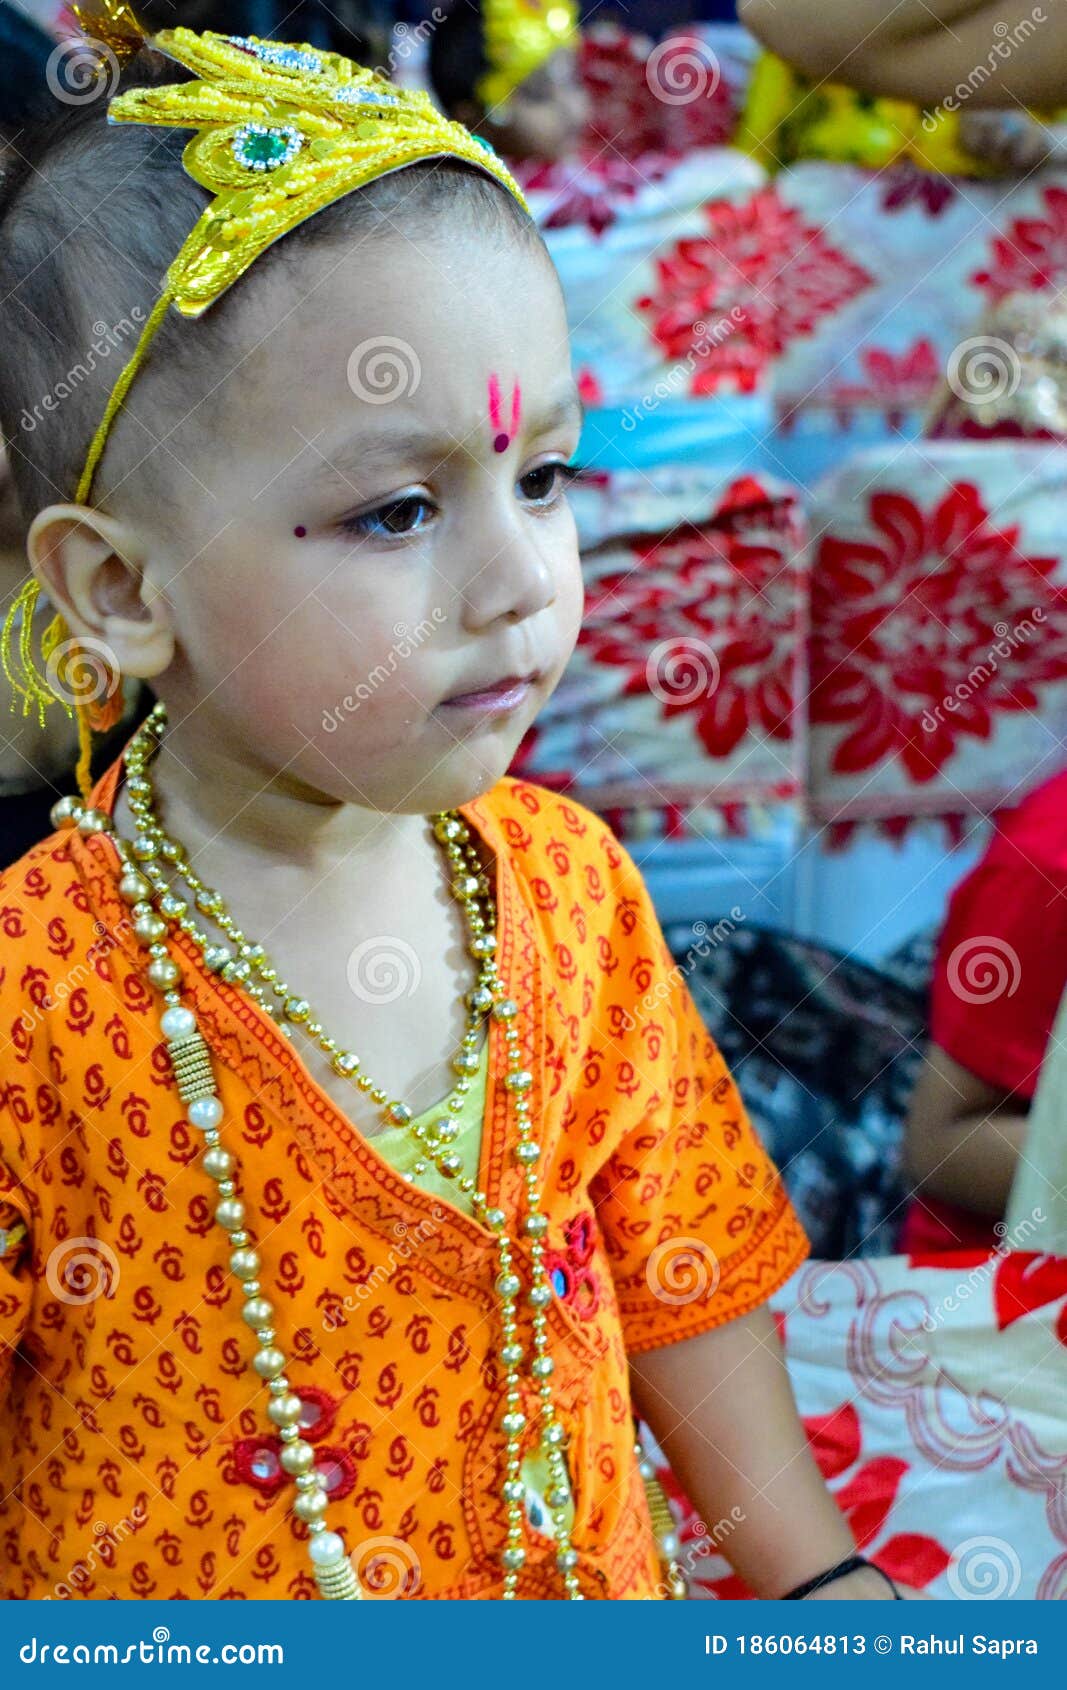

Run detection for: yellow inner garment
[[370, 1036, 488, 1218]]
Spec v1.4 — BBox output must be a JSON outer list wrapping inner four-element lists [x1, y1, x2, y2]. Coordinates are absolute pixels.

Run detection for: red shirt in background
[[901, 769, 1067, 1254]]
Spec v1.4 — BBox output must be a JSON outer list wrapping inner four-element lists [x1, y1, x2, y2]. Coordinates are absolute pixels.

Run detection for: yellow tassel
[[75, 704, 95, 801], [1, 580, 73, 726]]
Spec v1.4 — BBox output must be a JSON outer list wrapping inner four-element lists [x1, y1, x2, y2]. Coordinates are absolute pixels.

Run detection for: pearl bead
[[659, 1532, 679, 1559], [147, 957, 180, 989], [528, 1284, 552, 1309], [77, 808, 113, 835], [161, 1006, 197, 1039], [266, 1393, 303, 1426], [293, 1488, 328, 1523], [252, 1346, 287, 1379], [215, 1197, 246, 1231], [495, 1271, 520, 1299], [202, 1146, 233, 1180], [500, 1546, 526, 1571], [118, 870, 152, 903], [50, 796, 82, 830], [499, 1342, 523, 1367], [523, 1213, 549, 1237], [513, 1141, 540, 1165], [230, 1248, 261, 1280], [502, 1479, 524, 1503], [308, 1530, 347, 1567], [531, 1355, 554, 1379], [134, 912, 167, 942], [189, 1096, 224, 1131], [241, 1298, 274, 1328], [279, 1439, 315, 1474], [500, 1410, 526, 1436], [556, 1547, 579, 1571], [542, 1423, 566, 1448]]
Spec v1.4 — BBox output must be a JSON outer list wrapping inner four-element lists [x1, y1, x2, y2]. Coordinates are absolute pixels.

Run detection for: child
[[0, 14, 908, 1601], [428, 0, 589, 163]]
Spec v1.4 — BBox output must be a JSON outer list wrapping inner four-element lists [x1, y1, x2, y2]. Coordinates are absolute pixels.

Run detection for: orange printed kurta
[[0, 761, 808, 1599]]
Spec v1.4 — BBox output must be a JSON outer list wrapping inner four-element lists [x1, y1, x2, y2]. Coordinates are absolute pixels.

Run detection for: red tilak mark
[[488, 373, 522, 453], [293, 525, 307, 538]]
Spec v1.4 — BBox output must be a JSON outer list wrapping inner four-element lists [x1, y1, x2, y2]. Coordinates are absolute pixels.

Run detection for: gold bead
[[147, 957, 181, 989], [50, 795, 83, 830]]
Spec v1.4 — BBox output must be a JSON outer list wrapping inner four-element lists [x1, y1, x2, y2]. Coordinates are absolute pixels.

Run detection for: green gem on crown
[[231, 122, 303, 173]]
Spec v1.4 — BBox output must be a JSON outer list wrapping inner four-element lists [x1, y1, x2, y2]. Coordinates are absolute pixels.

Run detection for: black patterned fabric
[[665, 920, 936, 1259]]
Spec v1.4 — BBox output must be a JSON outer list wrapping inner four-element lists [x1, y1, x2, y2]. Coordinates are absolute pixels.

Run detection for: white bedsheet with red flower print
[[650, 1251, 1067, 1600], [808, 444, 1067, 821]]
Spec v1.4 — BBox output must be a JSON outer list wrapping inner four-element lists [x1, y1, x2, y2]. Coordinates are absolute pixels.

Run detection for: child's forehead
[[236, 231, 569, 414]]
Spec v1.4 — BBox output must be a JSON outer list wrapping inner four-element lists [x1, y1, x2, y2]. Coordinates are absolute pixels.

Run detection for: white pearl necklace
[[52, 701, 584, 1600]]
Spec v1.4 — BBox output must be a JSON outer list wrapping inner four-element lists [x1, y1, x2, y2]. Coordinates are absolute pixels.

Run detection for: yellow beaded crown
[[1, 3, 528, 797], [477, 0, 579, 111]]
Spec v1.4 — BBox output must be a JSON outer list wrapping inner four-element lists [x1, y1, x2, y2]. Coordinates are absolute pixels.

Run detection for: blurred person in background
[[902, 769, 1067, 1253], [739, 0, 1067, 172], [429, 0, 589, 162]]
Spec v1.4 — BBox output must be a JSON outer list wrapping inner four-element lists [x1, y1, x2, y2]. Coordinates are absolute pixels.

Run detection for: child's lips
[[440, 673, 540, 715]]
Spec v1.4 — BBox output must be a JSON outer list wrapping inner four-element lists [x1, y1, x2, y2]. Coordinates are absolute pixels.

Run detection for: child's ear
[[27, 504, 175, 681]]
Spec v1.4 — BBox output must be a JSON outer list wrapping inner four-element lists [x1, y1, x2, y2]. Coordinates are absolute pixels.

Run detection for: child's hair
[[428, 0, 489, 120], [0, 48, 539, 524]]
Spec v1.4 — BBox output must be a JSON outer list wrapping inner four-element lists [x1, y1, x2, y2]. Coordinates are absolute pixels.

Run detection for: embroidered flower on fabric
[[545, 1210, 601, 1318]]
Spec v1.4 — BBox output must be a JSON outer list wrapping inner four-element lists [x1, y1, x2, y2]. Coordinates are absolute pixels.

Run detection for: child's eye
[[340, 493, 435, 540], [519, 461, 579, 506]]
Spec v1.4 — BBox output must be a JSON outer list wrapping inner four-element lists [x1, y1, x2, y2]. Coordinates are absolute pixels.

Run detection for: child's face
[[133, 217, 584, 816], [493, 49, 590, 161]]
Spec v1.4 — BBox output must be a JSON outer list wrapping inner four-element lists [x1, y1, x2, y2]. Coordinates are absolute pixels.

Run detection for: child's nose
[[459, 530, 558, 630]]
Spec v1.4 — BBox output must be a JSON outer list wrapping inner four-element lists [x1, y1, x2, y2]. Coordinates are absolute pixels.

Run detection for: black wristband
[[783, 1554, 902, 1601]]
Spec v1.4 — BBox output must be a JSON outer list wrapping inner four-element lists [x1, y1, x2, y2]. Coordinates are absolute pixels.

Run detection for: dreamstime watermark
[[323, 1211, 445, 1330], [620, 307, 746, 432], [922, 7, 1047, 127], [646, 1235, 721, 1305], [920, 607, 1046, 735], [45, 1502, 149, 1600], [646, 35, 720, 105], [645, 637, 721, 706], [321, 610, 446, 733], [45, 34, 120, 106], [45, 1235, 121, 1305], [349, 1535, 422, 1597], [347, 336, 421, 404], [375, 9, 447, 77], [947, 1535, 1023, 1599], [946, 335, 1021, 407], [14, 916, 133, 1040], [44, 636, 121, 712], [618, 908, 743, 1036], [651, 1504, 746, 1598], [346, 936, 422, 1004], [945, 935, 1021, 1004], [919, 1207, 1046, 1332], [19, 1632, 284, 1665], [19, 312, 147, 433]]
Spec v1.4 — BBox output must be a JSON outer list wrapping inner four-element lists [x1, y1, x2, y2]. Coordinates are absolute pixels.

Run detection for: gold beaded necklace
[[53, 701, 584, 1600]]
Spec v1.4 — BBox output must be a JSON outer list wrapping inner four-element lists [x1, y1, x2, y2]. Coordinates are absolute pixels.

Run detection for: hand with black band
[[784, 1553, 903, 1600]]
